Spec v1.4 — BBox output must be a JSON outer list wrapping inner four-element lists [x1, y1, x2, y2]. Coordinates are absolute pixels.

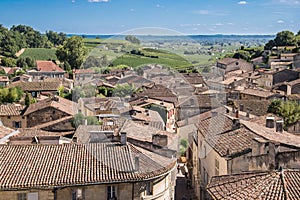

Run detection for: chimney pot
[[266, 117, 275, 128], [276, 120, 284, 133], [120, 132, 127, 145]]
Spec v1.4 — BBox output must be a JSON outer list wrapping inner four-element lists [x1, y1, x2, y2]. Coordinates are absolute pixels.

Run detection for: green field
[[112, 48, 194, 70], [20, 48, 57, 60]]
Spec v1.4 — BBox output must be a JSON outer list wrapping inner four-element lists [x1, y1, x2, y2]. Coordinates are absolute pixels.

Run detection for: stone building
[[23, 96, 77, 128], [0, 141, 176, 200], [0, 104, 26, 129]]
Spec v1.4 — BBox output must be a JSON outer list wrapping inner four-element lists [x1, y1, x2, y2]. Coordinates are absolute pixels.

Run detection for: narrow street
[[175, 164, 197, 200]]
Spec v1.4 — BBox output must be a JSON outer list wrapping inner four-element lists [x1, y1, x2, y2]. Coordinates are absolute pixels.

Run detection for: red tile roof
[[36, 60, 64, 72], [9, 81, 60, 92], [207, 170, 300, 200], [0, 143, 176, 190], [0, 104, 25, 116], [0, 76, 9, 82], [24, 96, 77, 116]]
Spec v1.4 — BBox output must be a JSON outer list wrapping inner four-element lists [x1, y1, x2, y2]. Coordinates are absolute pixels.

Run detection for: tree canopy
[[264, 30, 299, 50], [56, 36, 88, 69], [125, 35, 141, 44]]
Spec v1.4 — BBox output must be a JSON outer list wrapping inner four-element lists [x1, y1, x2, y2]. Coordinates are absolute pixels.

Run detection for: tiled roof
[[9, 81, 60, 91], [0, 126, 15, 140], [198, 114, 234, 138], [205, 126, 254, 157], [207, 170, 300, 200], [217, 58, 238, 65], [36, 60, 64, 72], [73, 69, 95, 74], [242, 120, 300, 148], [0, 143, 176, 190], [0, 104, 25, 116], [16, 128, 72, 137], [233, 100, 270, 116], [24, 96, 77, 116], [182, 73, 205, 85], [136, 84, 178, 103], [240, 88, 278, 98]]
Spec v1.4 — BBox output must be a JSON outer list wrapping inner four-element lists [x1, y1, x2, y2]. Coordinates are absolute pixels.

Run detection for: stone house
[[273, 79, 300, 96], [73, 68, 95, 82], [0, 104, 26, 129], [255, 68, 299, 89], [8, 81, 60, 98], [191, 112, 300, 200], [239, 88, 283, 100], [0, 141, 176, 200], [27, 60, 65, 80], [215, 58, 253, 75], [23, 96, 77, 128], [78, 97, 127, 118]]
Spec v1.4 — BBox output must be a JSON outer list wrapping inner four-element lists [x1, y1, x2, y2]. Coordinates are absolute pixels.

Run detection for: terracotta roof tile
[[207, 170, 300, 200], [9, 81, 60, 92], [36, 60, 64, 72], [0, 104, 25, 116], [24, 96, 77, 116], [0, 143, 176, 190]]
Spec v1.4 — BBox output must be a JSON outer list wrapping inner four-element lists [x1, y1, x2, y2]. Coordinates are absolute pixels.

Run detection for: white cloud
[[72, 0, 75, 3], [193, 10, 229, 16], [130, 8, 135, 12], [238, 1, 248, 4], [88, 0, 110, 2], [277, 20, 285, 23], [275, 0, 300, 5], [215, 23, 223, 26]]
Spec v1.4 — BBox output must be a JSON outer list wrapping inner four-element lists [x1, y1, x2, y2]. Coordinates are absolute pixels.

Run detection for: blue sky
[[0, 0, 299, 35]]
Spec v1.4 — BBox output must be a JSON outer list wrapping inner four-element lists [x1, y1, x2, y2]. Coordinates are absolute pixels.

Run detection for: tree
[[125, 35, 141, 44], [268, 100, 300, 128], [25, 92, 31, 106], [113, 84, 135, 97], [274, 30, 297, 47], [72, 113, 99, 128], [17, 56, 35, 69], [56, 36, 88, 69], [1, 57, 16, 67], [233, 50, 251, 61], [46, 30, 66, 46]]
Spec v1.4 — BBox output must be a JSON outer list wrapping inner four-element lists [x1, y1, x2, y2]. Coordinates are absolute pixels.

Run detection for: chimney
[[232, 118, 240, 130], [266, 117, 275, 128], [120, 132, 127, 145], [239, 104, 244, 112], [246, 109, 250, 118], [134, 156, 139, 171], [235, 110, 239, 118], [152, 134, 168, 147], [276, 120, 284, 133]]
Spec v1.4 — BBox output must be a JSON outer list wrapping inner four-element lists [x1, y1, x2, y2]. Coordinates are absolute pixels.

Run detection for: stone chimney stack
[[276, 120, 284, 133], [232, 118, 240, 130], [266, 117, 275, 128], [152, 134, 168, 147], [120, 132, 127, 145]]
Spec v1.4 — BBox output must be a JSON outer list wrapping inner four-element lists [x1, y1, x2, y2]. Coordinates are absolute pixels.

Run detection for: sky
[[0, 0, 299, 35]]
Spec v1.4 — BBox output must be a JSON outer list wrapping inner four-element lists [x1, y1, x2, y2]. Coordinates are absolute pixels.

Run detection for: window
[[17, 193, 27, 200], [215, 158, 219, 176], [72, 188, 83, 200], [107, 186, 117, 200], [145, 182, 153, 195], [13, 121, 22, 128]]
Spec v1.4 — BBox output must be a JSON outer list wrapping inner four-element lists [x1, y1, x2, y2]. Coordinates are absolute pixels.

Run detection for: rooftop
[[36, 60, 64, 72], [9, 81, 60, 92], [0, 143, 176, 190], [0, 104, 25, 116], [207, 170, 300, 200]]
